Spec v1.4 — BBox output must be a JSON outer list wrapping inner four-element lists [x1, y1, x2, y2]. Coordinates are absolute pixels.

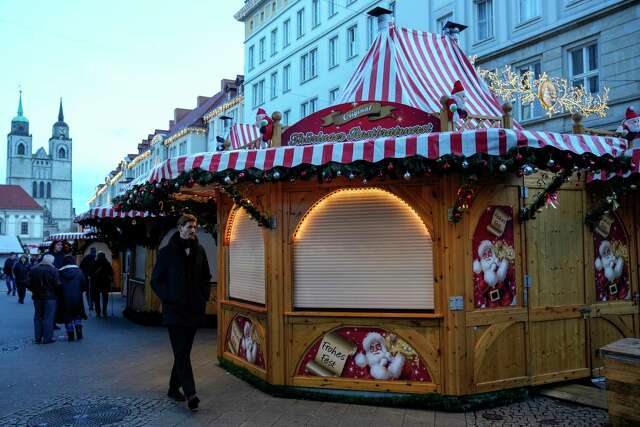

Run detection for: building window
[[296, 9, 305, 38], [32, 181, 37, 197], [516, 61, 543, 121], [328, 0, 337, 17], [248, 45, 255, 70], [300, 101, 308, 118], [300, 98, 318, 117], [58, 146, 66, 159], [283, 109, 291, 125], [347, 25, 358, 59], [272, 0, 276, 12], [475, 0, 493, 41], [270, 28, 278, 56], [312, 0, 320, 28], [329, 87, 340, 103], [283, 19, 291, 47], [252, 79, 265, 107], [329, 36, 339, 68], [300, 48, 318, 83], [249, 20, 254, 31], [39, 182, 44, 198], [179, 141, 187, 155], [519, 0, 539, 23], [367, 16, 376, 47], [436, 12, 452, 34], [283, 64, 291, 92], [569, 42, 599, 94], [21, 221, 28, 235], [260, 10, 265, 22], [270, 72, 278, 99], [259, 37, 266, 63], [16, 143, 25, 155], [46, 182, 51, 198], [0, 219, 3, 235]]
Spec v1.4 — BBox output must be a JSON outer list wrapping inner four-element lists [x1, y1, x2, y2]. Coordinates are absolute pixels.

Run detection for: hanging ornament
[[631, 184, 637, 190], [336, 170, 342, 177], [547, 159, 555, 168], [499, 164, 508, 172], [515, 153, 524, 162], [348, 172, 355, 180], [238, 172, 245, 179], [174, 182, 180, 189], [255, 179, 261, 184], [224, 176, 233, 185], [461, 159, 470, 169], [132, 219, 137, 225], [442, 162, 451, 171], [572, 165, 579, 172], [273, 171, 280, 180], [403, 171, 411, 180], [387, 163, 394, 171], [362, 178, 368, 185], [522, 164, 535, 176]]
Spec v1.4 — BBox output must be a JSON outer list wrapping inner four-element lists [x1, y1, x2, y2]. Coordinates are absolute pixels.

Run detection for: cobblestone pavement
[[0, 292, 608, 426]]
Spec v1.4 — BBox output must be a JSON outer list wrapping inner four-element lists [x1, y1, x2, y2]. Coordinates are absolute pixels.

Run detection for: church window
[[16, 143, 25, 155], [39, 182, 45, 198], [58, 147, 66, 159], [47, 182, 51, 198], [20, 221, 29, 235], [32, 182, 37, 197], [0, 219, 3, 234]]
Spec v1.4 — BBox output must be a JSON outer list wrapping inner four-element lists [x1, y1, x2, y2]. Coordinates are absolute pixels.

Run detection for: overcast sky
[[0, 0, 244, 212]]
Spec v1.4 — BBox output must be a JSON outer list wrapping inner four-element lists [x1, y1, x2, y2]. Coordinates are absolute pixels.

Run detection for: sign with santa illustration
[[297, 327, 431, 382], [281, 101, 440, 147], [593, 214, 631, 301], [226, 314, 266, 369], [472, 206, 517, 308]]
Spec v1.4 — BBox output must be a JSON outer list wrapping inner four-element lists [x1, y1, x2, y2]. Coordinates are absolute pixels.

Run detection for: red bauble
[[515, 153, 524, 162]]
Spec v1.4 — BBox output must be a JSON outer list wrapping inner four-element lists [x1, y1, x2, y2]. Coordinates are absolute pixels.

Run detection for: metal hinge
[[521, 186, 529, 199], [524, 274, 532, 288], [578, 306, 592, 319]]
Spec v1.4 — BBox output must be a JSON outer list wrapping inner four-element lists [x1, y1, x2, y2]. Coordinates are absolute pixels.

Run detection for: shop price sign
[[282, 101, 440, 146]]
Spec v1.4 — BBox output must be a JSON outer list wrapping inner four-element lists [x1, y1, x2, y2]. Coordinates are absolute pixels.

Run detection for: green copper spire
[[58, 97, 64, 122], [12, 90, 28, 124], [17, 90, 23, 116]]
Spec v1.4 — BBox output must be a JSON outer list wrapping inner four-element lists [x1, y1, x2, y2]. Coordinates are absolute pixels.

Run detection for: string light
[[163, 127, 207, 146], [477, 65, 610, 119], [127, 150, 151, 169], [203, 95, 244, 123]]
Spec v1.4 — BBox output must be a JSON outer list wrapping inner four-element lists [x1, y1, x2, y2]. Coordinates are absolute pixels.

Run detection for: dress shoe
[[187, 395, 200, 412], [167, 389, 186, 402]]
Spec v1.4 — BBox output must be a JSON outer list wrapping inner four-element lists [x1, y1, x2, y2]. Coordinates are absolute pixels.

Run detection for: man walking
[[28, 254, 60, 344], [79, 248, 96, 310], [3, 253, 17, 296], [151, 214, 211, 412]]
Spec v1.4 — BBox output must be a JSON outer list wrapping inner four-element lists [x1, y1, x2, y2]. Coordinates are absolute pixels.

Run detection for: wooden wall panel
[[473, 322, 527, 385], [529, 319, 588, 381]]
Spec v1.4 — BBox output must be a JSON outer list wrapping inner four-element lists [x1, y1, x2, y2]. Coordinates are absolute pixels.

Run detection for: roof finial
[[17, 90, 24, 117], [58, 97, 64, 122]]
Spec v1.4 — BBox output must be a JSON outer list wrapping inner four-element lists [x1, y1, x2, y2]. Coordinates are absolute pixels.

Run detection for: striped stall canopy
[[75, 207, 152, 222], [590, 146, 640, 181], [146, 129, 627, 183], [46, 232, 96, 242], [228, 124, 261, 150], [338, 24, 505, 122]]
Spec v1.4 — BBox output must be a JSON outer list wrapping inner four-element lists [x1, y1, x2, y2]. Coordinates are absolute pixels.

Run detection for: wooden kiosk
[[117, 24, 638, 407]]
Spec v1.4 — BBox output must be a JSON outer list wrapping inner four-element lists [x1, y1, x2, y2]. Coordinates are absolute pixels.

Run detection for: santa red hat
[[625, 106, 638, 120], [599, 240, 612, 257], [361, 332, 385, 352], [451, 80, 465, 95]]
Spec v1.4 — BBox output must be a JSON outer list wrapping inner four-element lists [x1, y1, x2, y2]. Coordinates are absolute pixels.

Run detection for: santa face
[[451, 92, 466, 111], [480, 248, 500, 287], [625, 117, 640, 133], [365, 339, 389, 367]]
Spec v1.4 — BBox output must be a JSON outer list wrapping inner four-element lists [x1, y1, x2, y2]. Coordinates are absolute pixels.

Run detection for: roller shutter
[[228, 208, 266, 304], [294, 189, 434, 310]]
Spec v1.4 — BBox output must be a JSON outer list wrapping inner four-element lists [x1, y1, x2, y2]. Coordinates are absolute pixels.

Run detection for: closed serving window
[[228, 208, 265, 304], [293, 188, 434, 310]]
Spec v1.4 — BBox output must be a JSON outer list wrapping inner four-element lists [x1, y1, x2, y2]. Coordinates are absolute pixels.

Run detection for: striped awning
[[146, 129, 627, 183], [590, 146, 639, 181], [228, 124, 260, 150], [46, 232, 96, 242], [338, 24, 506, 123], [75, 207, 152, 222]]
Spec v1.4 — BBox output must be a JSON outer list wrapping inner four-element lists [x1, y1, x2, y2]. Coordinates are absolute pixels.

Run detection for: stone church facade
[[5, 92, 74, 236]]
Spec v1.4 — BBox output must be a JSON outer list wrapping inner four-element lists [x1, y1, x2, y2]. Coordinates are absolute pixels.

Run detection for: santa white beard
[[475, 256, 508, 287], [599, 255, 624, 282], [241, 336, 257, 363]]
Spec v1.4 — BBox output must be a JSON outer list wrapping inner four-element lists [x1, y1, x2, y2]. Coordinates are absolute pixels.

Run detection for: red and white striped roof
[[590, 146, 639, 181], [145, 129, 626, 183], [75, 207, 152, 222], [228, 124, 260, 150], [338, 24, 506, 122], [46, 232, 96, 242]]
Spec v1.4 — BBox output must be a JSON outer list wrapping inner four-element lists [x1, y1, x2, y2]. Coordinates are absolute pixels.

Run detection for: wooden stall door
[[525, 181, 590, 385]]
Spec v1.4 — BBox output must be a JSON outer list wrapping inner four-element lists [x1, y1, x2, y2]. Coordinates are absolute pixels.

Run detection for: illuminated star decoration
[[477, 65, 609, 119]]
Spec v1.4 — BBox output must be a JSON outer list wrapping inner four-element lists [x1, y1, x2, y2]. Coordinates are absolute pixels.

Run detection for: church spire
[[58, 97, 64, 122], [17, 91, 24, 117]]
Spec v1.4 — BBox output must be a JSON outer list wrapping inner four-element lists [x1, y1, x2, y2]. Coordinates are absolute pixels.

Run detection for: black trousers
[[16, 283, 27, 302], [168, 325, 198, 397], [91, 290, 108, 315]]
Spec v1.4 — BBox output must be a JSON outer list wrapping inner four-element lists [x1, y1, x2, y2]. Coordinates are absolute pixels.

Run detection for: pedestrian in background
[[151, 214, 211, 412], [79, 248, 96, 311], [91, 252, 113, 318], [3, 253, 17, 296], [13, 255, 30, 304], [28, 254, 60, 344], [58, 255, 87, 341], [47, 240, 67, 269]]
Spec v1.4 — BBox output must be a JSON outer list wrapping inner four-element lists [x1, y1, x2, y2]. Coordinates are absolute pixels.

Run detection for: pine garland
[[519, 169, 573, 222], [585, 178, 638, 230]]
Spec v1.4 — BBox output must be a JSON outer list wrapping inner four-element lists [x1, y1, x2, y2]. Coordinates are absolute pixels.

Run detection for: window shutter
[[229, 209, 266, 304], [294, 189, 434, 310]]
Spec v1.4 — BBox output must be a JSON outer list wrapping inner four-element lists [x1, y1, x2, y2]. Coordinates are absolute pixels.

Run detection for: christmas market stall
[[116, 23, 636, 408]]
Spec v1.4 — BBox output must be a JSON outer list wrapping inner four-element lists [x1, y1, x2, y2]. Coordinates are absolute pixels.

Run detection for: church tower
[[48, 98, 73, 232], [6, 91, 33, 186]]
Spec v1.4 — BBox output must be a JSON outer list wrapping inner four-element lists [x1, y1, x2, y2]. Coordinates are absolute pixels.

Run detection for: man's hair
[[41, 254, 55, 265], [177, 214, 197, 228]]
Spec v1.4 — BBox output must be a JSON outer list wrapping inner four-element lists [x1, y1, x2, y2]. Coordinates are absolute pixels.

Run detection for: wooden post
[[502, 102, 513, 129], [440, 96, 451, 132], [572, 112, 584, 134], [271, 111, 283, 147]]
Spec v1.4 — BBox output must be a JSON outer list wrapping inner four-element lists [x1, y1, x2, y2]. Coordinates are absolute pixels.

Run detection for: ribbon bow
[[545, 191, 559, 209]]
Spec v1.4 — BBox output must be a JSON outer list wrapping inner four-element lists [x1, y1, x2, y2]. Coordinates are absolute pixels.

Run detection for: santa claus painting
[[354, 332, 405, 381], [594, 240, 630, 301], [226, 315, 266, 369], [472, 206, 517, 308], [240, 321, 258, 364]]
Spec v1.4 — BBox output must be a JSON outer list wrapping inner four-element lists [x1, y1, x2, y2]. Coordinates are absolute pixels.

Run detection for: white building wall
[[0, 209, 44, 245], [239, 0, 430, 125]]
